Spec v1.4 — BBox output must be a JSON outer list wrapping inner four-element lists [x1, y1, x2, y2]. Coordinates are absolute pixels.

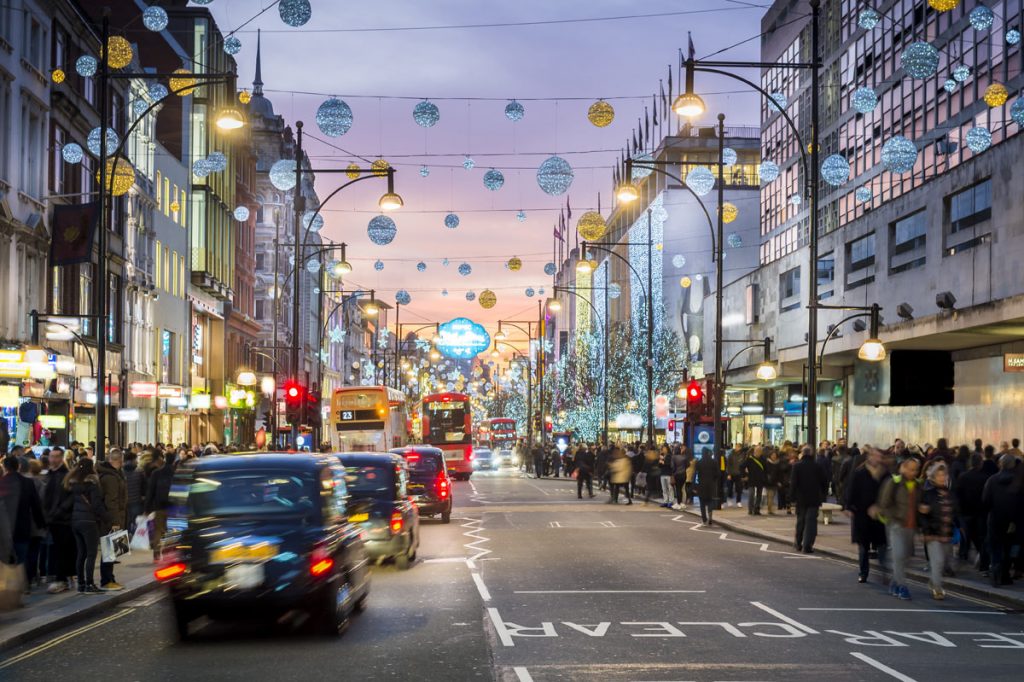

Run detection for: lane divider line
[[0, 608, 135, 669], [850, 652, 918, 681], [749, 601, 819, 635]]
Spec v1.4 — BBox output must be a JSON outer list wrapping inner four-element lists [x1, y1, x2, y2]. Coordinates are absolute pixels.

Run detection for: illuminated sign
[[436, 318, 490, 359]]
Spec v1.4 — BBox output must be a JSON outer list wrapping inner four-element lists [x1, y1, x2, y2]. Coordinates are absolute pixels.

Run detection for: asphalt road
[[2, 469, 1022, 681]]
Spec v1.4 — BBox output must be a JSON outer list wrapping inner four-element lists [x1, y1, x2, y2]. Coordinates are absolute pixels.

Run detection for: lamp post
[[550, 284, 609, 444]]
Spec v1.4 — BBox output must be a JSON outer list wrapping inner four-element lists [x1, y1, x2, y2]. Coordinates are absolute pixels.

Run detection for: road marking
[[471, 571, 492, 601], [850, 652, 918, 681], [487, 607, 514, 646], [799, 608, 1005, 615], [513, 666, 534, 682], [514, 590, 706, 594], [0, 608, 135, 669], [749, 601, 818, 635]]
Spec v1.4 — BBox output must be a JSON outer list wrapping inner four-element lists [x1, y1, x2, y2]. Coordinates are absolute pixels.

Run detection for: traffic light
[[283, 380, 305, 425], [686, 380, 704, 418]]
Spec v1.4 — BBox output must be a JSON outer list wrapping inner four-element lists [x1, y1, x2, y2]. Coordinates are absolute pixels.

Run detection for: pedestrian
[[790, 445, 827, 554], [97, 449, 127, 591], [919, 461, 955, 600], [695, 448, 719, 525], [0, 455, 46, 590], [743, 446, 767, 515], [64, 457, 105, 594], [575, 445, 595, 499], [875, 456, 922, 600], [981, 454, 1019, 586], [607, 448, 632, 505], [845, 447, 889, 584]]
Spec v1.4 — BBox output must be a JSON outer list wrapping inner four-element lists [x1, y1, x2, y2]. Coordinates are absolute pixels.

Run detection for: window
[[779, 266, 801, 312], [948, 180, 991, 234], [817, 253, 835, 300], [845, 233, 876, 289]]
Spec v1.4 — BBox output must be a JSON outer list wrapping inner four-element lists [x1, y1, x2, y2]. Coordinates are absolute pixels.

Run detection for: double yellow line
[[0, 608, 135, 669]]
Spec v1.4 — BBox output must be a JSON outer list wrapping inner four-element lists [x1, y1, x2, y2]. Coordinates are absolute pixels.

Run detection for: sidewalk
[[683, 501, 1024, 609], [0, 550, 160, 652]]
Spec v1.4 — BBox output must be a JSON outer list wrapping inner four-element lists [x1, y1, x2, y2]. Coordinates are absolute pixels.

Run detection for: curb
[[680, 508, 1024, 611], [0, 577, 160, 654]]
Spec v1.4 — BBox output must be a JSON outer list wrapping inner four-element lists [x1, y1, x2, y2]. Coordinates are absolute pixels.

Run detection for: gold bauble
[[721, 202, 739, 224], [507, 257, 522, 272], [96, 157, 135, 197], [680, 276, 692, 288], [238, 90, 252, 104], [103, 36, 133, 69], [371, 159, 390, 177], [169, 69, 197, 96], [479, 290, 497, 309], [346, 163, 360, 180], [927, 0, 959, 10], [51, 69, 66, 84], [984, 83, 1008, 107], [576, 211, 607, 241], [587, 100, 614, 128]]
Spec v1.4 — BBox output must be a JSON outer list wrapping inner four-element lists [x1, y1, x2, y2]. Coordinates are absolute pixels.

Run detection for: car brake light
[[390, 511, 404, 534], [310, 546, 334, 577], [155, 562, 186, 581]]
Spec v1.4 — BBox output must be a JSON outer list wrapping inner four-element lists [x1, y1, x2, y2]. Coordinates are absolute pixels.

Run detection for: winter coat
[[844, 465, 887, 546], [919, 483, 954, 542], [97, 462, 127, 534], [69, 477, 106, 525], [789, 454, 827, 508], [953, 467, 990, 517]]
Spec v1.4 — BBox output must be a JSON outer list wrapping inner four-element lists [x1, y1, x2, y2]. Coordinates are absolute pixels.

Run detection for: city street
[[2, 470, 1020, 682]]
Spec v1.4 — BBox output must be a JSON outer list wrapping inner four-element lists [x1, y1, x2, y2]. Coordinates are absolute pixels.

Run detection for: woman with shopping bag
[[63, 458, 106, 594]]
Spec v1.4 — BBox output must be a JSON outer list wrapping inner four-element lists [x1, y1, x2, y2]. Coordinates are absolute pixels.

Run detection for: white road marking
[[0, 608, 135, 669], [513, 666, 534, 682], [471, 571, 492, 601], [514, 590, 706, 594], [850, 652, 919, 681], [799, 608, 1005, 615], [749, 601, 819, 635]]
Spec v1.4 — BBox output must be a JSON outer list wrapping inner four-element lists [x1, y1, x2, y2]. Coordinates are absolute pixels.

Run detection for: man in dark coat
[[695, 448, 720, 526], [575, 446, 596, 499], [844, 447, 888, 582], [790, 445, 828, 553]]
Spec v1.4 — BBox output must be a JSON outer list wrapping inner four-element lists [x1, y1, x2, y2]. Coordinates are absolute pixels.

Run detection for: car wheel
[[441, 510, 451, 524], [315, 574, 353, 637], [172, 600, 195, 642]]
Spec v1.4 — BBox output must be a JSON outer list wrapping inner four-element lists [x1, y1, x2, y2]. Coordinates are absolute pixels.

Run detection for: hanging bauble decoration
[[395, 290, 411, 305], [306, 259, 321, 274], [224, 36, 242, 55], [721, 148, 738, 166], [855, 187, 873, 203], [965, 126, 992, 153], [721, 203, 739, 224], [233, 206, 250, 221], [576, 211, 607, 241], [1007, 29, 1021, 45], [444, 213, 460, 229], [587, 100, 614, 127], [516, 210, 527, 222], [419, 165, 430, 177], [505, 100, 525, 121], [525, 288, 535, 298], [316, 98, 353, 137], [206, 151, 227, 172], [686, 166, 715, 196], [279, 0, 312, 27], [507, 257, 523, 271], [821, 154, 851, 186], [143, 6, 169, 31], [680, 277, 692, 289], [984, 83, 1008, 107], [303, 211, 324, 232], [87, 127, 119, 156], [458, 263, 472, 276], [881, 136, 918, 173], [479, 290, 497, 309], [900, 42, 939, 79], [149, 83, 169, 101], [463, 156, 475, 170], [758, 160, 780, 182], [76, 55, 97, 77], [608, 283, 621, 299], [169, 69, 197, 96], [466, 291, 476, 301], [367, 215, 397, 245], [103, 36, 133, 69], [413, 100, 440, 128], [943, 79, 957, 93], [544, 262, 556, 276], [536, 156, 574, 195], [672, 254, 686, 268], [96, 157, 135, 197], [62, 143, 84, 164], [374, 259, 385, 271], [857, 9, 881, 29], [952, 64, 972, 82], [269, 159, 297, 190], [928, 0, 960, 12], [727, 233, 743, 248], [969, 5, 994, 30], [1011, 98, 1024, 126], [416, 261, 427, 272], [852, 87, 879, 114], [767, 92, 787, 113], [192, 158, 212, 178], [483, 169, 505, 190]]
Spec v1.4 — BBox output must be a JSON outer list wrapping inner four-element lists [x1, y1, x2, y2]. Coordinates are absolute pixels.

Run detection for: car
[[390, 446, 453, 523], [155, 454, 371, 640], [472, 448, 495, 471], [336, 453, 420, 569]]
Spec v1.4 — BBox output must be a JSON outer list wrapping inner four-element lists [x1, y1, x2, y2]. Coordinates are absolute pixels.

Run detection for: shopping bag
[[130, 516, 152, 551], [0, 562, 26, 611], [101, 529, 131, 563]]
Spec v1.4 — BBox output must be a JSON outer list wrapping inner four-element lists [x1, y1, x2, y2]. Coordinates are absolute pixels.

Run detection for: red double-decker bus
[[420, 392, 474, 480]]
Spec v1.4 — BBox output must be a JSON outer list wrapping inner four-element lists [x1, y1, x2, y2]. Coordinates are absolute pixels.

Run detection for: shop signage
[[130, 381, 159, 398], [436, 318, 490, 359], [1004, 353, 1024, 372]]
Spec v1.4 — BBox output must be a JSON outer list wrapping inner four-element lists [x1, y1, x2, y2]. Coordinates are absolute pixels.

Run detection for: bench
[[819, 502, 842, 525]]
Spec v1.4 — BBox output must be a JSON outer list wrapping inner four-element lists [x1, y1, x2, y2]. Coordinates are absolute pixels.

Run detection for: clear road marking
[[749, 601, 819, 635], [514, 590, 706, 594], [850, 652, 918, 682], [471, 571, 492, 601], [513, 666, 534, 682], [799, 608, 1005, 615], [487, 607, 515, 646], [0, 608, 135, 669]]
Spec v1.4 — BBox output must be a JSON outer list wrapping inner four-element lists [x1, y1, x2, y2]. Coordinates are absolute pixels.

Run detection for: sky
[[207, 0, 765, 334]]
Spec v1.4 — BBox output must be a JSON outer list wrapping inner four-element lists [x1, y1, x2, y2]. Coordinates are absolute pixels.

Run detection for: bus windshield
[[427, 401, 468, 443]]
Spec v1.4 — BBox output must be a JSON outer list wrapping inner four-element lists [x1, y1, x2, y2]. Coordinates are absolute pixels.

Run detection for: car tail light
[[390, 511, 404, 534], [436, 475, 449, 499], [310, 546, 334, 577], [155, 562, 186, 581]]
